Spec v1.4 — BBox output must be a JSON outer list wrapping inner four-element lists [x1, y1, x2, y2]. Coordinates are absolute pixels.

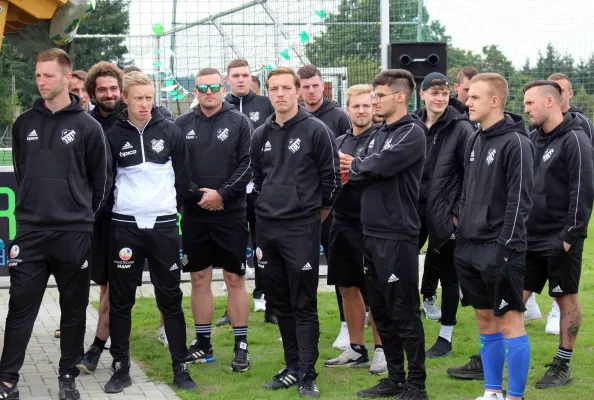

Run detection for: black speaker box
[[388, 42, 447, 79]]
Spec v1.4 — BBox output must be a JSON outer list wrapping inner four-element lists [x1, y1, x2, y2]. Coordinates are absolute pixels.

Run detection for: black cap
[[421, 72, 450, 91]]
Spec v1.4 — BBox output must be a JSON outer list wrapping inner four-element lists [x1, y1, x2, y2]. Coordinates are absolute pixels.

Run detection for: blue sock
[[479, 332, 505, 392], [506, 335, 530, 399]]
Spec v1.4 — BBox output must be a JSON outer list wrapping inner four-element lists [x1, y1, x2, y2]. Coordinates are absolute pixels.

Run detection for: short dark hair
[[297, 64, 322, 80], [372, 69, 415, 101], [122, 66, 142, 75], [523, 80, 562, 103], [456, 67, 479, 84], [36, 48, 72, 72], [85, 61, 123, 98], [227, 59, 250, 74], [252, 75, 260, 86]]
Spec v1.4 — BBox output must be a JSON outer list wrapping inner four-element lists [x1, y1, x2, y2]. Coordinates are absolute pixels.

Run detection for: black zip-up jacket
[[527, 113, 594, 245], [90, 101, 127, 132], [568, 105, 593, 143], [349, 114, 427, 240], [311, 99, 351, 137], [458, 113, 534, 255], [251, 106, 340, 225], [333, 126, 376, 224], [225, 90, 274, 129], [415, 105, 473, 250], [12, 95, 113, 232], [175, 102, 252, 219], [449, 96, 480, 130], [106, 107, 190, 227]]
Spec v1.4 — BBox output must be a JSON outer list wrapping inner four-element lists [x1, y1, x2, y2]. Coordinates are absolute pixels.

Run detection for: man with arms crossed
[[252, 67, 340, 398], [0, 48, 112, 400], [455, 73, 533, 400], [347, 70, 428, 400], [523, 80, 593, 389], [175, 68, 253, 372], [324, 84, 387, 376]]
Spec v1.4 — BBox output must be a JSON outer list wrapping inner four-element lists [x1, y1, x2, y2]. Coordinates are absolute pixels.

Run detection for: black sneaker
[[298, 372, 320, 398], [231, 340, 250, 372], [173, 363, 197, 390], [426, 337, 452, 358], [215, 311, 230, 327], [185, 340, 215, 364], [262, 368, 299, 390], [58, 374, 80, 400], [76, 345, 102, 374], [535, 357, 572, 389], [264, 309, 279, 325], [357, 378, 406, 398], [396, 384, 428, 400], [103, 361, 132, 393], [0, 382, 19, 399], [446, 354, 484, 380]]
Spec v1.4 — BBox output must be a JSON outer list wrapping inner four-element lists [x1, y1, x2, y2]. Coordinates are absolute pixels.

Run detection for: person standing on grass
[[0, 48, 112, 400], [175, 67, 253, 372], [454, 73, 533, 400], [414, 72, 473, 358], [346, 69, 428, 400], [102, 72, 196, 393], [522, 80, 593, 390], [323, 84, 387, 377], [253, 67, 340, 398]]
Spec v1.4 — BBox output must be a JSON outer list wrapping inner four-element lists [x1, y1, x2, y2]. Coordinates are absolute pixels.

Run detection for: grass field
[[125, 230, 594, 399]]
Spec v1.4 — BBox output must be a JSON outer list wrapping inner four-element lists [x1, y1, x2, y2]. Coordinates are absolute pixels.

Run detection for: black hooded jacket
[[12, 95, 113, 232], [349, 113, 427, 240], [568, 105, 593, 143], [251, 106, 340, 225], [415, 105, 474, 250], [311, 99, 351, 137], [175, 102, 252, 219], [90, 101, 127, 132], [225, 90, 274, 129], [333, 126, 376, 223], [458, 113, 534, 255], [527, 113, 594, 246]]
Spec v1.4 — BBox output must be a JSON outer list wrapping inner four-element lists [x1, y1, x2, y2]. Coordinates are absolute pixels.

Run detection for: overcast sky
[[127, 0, 593, 74]]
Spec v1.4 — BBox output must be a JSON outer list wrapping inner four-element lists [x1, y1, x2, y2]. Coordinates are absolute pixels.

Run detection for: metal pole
[[380, 0, 390, 70], [170, 0, 178, 114], [154, 36, 161, 106], [417, 0, 423, 41]]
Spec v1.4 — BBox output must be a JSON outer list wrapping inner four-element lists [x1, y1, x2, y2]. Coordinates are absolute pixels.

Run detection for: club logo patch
[[543, 148, 554, 162], [486, 149, 496, 165], [288, 138, 301, 153], [217, 128, 229, 141], [119, 248, 133, 261], [61, 129, 76, 144], [249, 112, 260, 122], [151, 139, 164, 153]]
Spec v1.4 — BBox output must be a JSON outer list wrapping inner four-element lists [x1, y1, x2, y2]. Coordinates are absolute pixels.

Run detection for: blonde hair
[[346, 84, 372, 106], [470, 73, 508, 109], [266, 67, 301, 89], [123, 71, 154, 96]]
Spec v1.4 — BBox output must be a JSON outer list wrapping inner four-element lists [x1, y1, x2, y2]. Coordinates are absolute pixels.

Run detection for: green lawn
[[126, 233, 594, 399]]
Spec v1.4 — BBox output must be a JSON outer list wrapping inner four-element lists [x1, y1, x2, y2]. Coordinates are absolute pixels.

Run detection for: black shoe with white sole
[[262, 368, 299, 390]]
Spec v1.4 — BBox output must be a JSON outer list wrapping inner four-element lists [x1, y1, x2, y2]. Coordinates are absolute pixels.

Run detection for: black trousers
[[321, 214, 345, 322], [419, 219, 439, 299], [247, 193, 264, 299], [108, 224, 187, 367], [363, 236, 426, 389], [0, 231, 92, 383], [257, 220, 321, 375]]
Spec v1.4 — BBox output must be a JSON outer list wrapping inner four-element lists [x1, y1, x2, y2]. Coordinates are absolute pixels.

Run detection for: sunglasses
[[196, 84, 222, 93]]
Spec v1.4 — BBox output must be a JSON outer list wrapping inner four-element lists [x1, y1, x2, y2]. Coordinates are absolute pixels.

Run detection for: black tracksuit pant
[[0, 231, 92, 383], [256, 219, 321, 376], [247, 192, 264, 299], [108, 222, 187, 368], [363, 235, 426, 389], [321, 214, 346, 322]]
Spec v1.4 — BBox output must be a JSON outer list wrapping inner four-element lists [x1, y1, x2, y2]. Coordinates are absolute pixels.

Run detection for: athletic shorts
[[524, 238, 584, 297], [91, 218, 111, 285], [181, 217, 248, 275], [454, 237, 526, 316], [327, 223, 364, 288]]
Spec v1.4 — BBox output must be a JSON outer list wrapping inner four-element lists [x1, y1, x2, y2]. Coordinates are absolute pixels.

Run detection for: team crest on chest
[[61, 129, 76, 144], [217, 128, 229, 141], [543, 148, 554, 162], [249, 112, 260, 122], [486, 149, 496, 165], [151, 139, 164, 153], [288, 138, 301, 153]]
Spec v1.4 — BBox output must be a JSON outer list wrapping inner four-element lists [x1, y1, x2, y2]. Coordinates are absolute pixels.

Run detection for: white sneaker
[[369, 348, 387, 374], [545, 301, 560, 335], [524, 293, 542, 320], [221, 281, 227, 292], [332, 322, 349, 350], [254, 295, 266, 312], [422, 296, 441, 321], [475, 391, 504, 400], [158, 326, 169, 347], [104, 337, 111, 349]]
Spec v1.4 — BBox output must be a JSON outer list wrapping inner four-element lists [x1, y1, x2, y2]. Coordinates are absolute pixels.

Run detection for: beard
[[39, 86, 64, 101], [96, 98, 121, 113]]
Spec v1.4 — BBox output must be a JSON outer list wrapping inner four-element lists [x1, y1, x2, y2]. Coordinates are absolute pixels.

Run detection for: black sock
[[374, 344, 383, 351], [195, 324, 212, 349], [92, 336, 107, 352], [234, 326, 248, 343], [557, 346, 573, 363], [350, 343, 367, 356]]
